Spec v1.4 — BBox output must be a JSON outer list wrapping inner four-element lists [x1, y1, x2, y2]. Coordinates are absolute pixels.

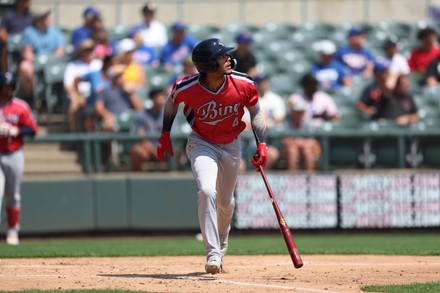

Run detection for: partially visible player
[[0, 72, 38, 245], [157, 38, 267, 274]]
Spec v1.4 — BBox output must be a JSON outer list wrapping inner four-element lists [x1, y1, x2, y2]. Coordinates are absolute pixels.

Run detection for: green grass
[[362, 282, 440, 292], [0, 233, 439, 258]]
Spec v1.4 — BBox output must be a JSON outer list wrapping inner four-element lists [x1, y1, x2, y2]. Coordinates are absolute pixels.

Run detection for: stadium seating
[[372, 21, 412, 40], [43, 56, 69, 116], [187, 24, 220, 40], [107, 24, 129, 41], [7, 33, 22, 74], [145, 65, 174, 93], [268, 73, 298, 98], [259, 22, 298, 40], [17, 18, 440, 172], [221, 22, 260, 36]]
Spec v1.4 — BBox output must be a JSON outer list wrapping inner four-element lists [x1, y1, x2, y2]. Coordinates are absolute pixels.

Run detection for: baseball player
[[0, 72, 38, 245], [157, 38, 267, 274]]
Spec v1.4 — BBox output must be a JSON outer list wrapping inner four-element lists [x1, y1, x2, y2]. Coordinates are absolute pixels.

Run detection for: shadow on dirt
[[97, 273, 217, 281]]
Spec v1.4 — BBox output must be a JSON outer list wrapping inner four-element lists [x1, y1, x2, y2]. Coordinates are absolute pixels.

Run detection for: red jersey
[[408, 46, 440, 73], [171, 72, 258, 144], [0, 98, 38, 153]]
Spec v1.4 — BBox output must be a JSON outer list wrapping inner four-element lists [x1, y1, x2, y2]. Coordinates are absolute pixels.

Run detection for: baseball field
[[0, 233, 439, 293]]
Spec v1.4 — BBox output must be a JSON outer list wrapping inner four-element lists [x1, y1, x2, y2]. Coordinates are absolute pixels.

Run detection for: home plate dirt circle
[[1, 255, 439, 293]]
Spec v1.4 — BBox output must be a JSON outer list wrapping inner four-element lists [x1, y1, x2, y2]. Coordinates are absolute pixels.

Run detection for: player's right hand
[[157, 131, 174, 161]]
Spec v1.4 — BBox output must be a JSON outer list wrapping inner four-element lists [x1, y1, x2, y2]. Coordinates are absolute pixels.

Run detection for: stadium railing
[[28, 125, 440, 174]]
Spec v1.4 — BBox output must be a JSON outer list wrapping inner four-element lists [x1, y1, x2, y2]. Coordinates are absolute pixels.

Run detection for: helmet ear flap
[[228, 54, 237, 70]]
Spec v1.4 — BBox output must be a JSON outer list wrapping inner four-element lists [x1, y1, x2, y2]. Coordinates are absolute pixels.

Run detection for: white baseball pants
[[186, 132, 241, 263]]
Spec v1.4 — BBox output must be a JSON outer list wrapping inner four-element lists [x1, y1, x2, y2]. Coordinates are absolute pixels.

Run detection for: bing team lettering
[[197, 100, 241, 126]]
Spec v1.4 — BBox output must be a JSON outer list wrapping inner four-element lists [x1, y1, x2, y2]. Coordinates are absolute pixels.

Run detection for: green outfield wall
[[16, 174, 200, 234]]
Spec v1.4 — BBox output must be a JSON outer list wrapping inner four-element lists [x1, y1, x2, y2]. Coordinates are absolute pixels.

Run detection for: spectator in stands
[[229, 31, 257, 76], [129, 1, 168, 49], [167, 56, 198, 92], [92, 29, 115, 60], [0, 0, 32, 41], [380, 37, 410, 88], [408, 27, 440, 74], [283, 73, 339, 171], [64, 39, 102, 132], [130, 88, 167, 171], [374, 74, 419, 125], [95, 64, 144, 169], [73, 54, 116, 132], [130, 28, 159, 67], [160, 21, 198, 69], [117, 38, 147, 93], [95, 64, 144, 132], [254, 73, 286, 130], [240, 73, 286, 171], [335, 27, 374, 78], [424, 53, 440, 87], [18, 9, 64, 101], [71, 6, 102, 50], [0, 0, 33, 73], [311, 39, 351, 90], [357, 60, 392, 119]]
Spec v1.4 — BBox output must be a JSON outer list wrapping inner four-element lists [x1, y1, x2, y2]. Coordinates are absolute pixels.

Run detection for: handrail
[[27, 127, 440, 173]]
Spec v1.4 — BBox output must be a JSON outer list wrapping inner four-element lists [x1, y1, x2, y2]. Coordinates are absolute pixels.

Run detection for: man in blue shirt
[[130, 28, 159, 67], [335, 28, 374, 78], [311, 40, 351, 90], [357, 61, 391, 119], [71, 6, 101, 50], [160, 21, 197, 68], [18, 9, 64, 101], [0, 0, 33, 39]]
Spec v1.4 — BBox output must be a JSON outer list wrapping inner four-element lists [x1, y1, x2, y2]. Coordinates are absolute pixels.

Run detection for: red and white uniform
[[1, 97, 38, 243], [0, 97, 38, 153], [171, 71, 258, 144], [170, 71, 258, 265]]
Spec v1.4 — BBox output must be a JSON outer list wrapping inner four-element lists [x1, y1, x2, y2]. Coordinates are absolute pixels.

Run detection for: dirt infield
[[1, 255, 439, 293]]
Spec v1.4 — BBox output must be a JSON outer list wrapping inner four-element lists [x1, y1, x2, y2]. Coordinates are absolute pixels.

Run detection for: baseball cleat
[[6, 229, 19, 245], [205, 259, 222, 274]]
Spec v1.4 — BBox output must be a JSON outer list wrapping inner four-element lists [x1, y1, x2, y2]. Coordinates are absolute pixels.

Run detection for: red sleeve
[[408, 50, 418, 72], [245, 82, 259, 107], [20, 103, 38, 134]]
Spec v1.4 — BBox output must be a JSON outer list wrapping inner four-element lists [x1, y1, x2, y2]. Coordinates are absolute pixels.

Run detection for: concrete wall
[[31, 0, 434, 30]]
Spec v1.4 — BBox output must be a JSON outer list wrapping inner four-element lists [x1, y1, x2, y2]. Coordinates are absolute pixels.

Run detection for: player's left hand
[[0, 122, 19, 137], [251, 143, 268, 170]]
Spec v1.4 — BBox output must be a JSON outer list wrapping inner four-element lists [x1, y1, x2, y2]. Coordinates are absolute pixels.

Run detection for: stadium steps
[[23, 142, 83, 178]]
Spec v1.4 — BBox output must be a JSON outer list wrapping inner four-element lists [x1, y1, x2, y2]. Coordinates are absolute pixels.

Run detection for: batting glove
[[157, 131, 174, 161], [0, 122, 19, 137], [251, 143, 268, 170]]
